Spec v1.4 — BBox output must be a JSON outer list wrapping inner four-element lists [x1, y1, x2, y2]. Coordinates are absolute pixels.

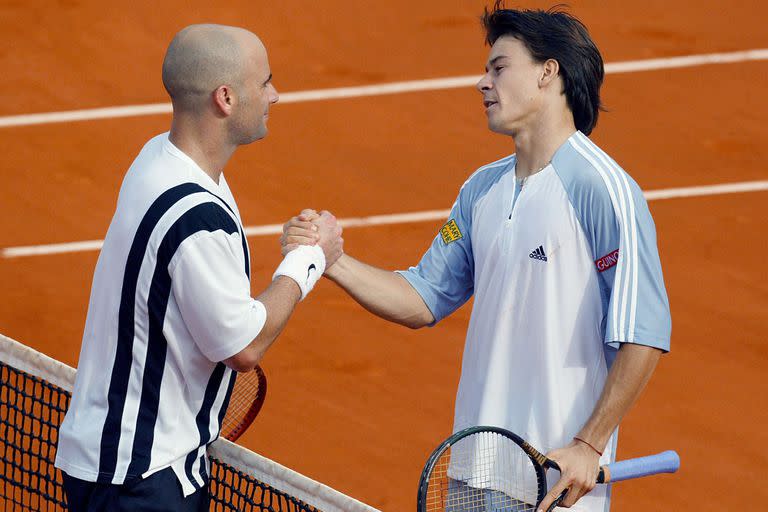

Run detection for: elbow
[[224, 345, 265, 373], [224, 324, 282, 372], [401, 318, 428, 330], [399, 310, 434, 330]]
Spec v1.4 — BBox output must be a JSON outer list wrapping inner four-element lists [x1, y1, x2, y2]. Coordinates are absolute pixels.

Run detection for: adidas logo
[[529, 245, 547, 262]]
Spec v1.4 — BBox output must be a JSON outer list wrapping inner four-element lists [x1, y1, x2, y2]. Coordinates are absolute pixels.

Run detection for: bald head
[[162, 24, 265, 110]]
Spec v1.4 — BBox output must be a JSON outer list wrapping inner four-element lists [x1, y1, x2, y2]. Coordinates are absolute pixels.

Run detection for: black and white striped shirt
[[56, 133, 266, 496]]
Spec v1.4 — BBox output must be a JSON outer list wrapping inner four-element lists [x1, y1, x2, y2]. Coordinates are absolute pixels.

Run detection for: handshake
[[280, 208, 344, 268], [272, 209, 344, 300]]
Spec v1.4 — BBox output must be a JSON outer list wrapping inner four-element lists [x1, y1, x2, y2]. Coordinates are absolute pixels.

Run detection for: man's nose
[[476, 74, 492, 92]]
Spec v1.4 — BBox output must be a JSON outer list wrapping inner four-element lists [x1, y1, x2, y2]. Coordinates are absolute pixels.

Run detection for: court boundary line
[[1, 48, 766, 128], [3, 180, 767, 258]]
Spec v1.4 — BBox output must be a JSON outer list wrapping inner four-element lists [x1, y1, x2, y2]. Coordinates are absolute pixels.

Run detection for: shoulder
[[553, 132, 644, 208], [160, 196, 243, 274], [131, 132, 172, 168], [154, 185, 240, 246], [130, 182, 239, 251], [457, 153, 516, 204]]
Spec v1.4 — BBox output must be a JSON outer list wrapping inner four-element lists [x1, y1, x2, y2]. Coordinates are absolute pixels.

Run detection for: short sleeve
[[168, 230, 266, 362], [555, 153, 671, 352], [569, 174, 672, 352], [397, 192, 475, 324], [598, 185, 671, 350]]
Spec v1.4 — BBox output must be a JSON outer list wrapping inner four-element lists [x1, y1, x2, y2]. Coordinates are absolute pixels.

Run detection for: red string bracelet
[[573, 436, 603, 456]]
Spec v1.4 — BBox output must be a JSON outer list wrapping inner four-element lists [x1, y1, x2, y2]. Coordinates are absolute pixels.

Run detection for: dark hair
[[481, 2, 604, 135]]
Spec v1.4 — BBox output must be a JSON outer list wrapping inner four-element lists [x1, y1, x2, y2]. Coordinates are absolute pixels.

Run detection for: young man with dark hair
[[283, 4, 671, 511]]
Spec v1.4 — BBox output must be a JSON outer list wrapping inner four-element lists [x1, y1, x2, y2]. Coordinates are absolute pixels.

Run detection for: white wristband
[[272, 244, 326, 300]]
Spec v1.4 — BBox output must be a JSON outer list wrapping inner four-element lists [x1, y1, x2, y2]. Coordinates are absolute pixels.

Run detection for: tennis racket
[[220, 365, 267, 442], [417, 425, 679, 512]]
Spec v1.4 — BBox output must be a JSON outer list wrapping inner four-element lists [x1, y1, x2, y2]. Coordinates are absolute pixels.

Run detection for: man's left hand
[[537, 439, 601, 511]]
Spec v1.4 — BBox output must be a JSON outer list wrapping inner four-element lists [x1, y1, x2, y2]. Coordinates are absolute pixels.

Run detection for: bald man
[[54, 25, 343, 512]]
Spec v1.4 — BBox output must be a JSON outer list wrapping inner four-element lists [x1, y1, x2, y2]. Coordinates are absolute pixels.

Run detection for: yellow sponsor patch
[[440, 219, 463, 245]]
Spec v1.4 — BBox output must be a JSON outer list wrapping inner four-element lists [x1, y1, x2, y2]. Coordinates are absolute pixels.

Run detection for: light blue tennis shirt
[[399, 131, 671, 511]]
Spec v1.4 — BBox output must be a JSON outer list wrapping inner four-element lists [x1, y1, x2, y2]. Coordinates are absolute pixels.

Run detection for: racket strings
[[220, 366, 266, 441], [424, 431, 543, 511]]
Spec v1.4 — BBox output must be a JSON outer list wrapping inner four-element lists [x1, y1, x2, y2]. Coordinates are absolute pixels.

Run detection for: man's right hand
[[280, 209, 320, 255], [281, 209, 433, 328], [281, 209, 343, 268]]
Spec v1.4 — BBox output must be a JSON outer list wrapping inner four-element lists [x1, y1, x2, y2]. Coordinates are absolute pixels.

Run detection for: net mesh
[[0, 335, 378, 512], [0, 362, 68, 511]]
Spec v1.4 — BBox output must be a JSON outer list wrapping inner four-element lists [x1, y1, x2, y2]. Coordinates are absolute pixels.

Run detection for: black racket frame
[[416, 425, 555, 511]]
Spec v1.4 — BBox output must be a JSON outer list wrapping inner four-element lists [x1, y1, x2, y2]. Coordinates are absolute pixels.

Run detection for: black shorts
[[62, 466, 209, 512]]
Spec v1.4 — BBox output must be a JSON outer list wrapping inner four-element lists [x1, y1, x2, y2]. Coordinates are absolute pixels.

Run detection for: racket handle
[[598, 450, 680, 483]]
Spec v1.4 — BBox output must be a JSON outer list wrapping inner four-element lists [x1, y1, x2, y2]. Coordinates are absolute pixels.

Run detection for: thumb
[[538, 486, 567, 512], [298, 209, 319, 221]]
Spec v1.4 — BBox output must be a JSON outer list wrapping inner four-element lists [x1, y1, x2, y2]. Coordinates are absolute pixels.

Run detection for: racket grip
[[599, 450, 680, 483]]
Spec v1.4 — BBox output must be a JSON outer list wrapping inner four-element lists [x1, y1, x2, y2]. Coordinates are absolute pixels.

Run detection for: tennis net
[[0, 333, 379, 512]]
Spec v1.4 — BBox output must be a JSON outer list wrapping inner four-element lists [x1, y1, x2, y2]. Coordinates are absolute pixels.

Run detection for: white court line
[[3, 180, 767, 259], [1, 48, 767, 128]]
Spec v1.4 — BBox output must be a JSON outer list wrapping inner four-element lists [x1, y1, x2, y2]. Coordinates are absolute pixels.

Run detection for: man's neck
[[168, 116, 236, 184], [512, 112, 577, 180]]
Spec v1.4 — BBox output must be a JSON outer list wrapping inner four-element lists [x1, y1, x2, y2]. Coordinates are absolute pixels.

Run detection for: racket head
[[220, 365, 267, 442], [417, 426, 550, 512]]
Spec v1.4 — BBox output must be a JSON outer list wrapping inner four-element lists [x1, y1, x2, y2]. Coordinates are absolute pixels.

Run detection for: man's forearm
[[252, 276, 302, 348], [576, 343, 663, 451], [325, 254, 434, 329], [223, 277, 300, 372]]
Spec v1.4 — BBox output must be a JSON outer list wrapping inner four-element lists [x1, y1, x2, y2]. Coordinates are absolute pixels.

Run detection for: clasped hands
[[280, 209, 343, 270]]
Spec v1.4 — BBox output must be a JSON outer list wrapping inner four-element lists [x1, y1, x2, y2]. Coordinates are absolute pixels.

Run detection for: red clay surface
[[1, 1, 767, 510]]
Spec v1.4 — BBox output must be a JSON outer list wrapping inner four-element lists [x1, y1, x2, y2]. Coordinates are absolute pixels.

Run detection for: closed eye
[[485, 55, 508, 74]]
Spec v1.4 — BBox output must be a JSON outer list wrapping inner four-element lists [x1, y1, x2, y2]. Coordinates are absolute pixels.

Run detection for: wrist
[[273, 245, 325, 300], [323, 253, 347, 281], [273, 275, 302, 301], [573, 436, 603, 456], [573, 436, 603, 457]]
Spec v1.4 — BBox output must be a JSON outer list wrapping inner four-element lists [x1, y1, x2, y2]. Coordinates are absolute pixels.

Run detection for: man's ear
[[212, 85, 234, 116], [539, 59, 560, 88]]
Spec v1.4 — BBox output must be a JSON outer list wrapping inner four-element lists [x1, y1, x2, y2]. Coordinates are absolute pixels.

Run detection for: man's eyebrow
[[485, 55, 508, 71]]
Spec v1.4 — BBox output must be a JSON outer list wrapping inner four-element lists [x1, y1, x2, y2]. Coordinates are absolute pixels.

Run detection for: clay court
[[1, 1, 766, 510]]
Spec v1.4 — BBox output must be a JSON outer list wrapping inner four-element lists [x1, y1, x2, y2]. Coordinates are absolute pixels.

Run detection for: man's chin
[[487, 121, 513, 136], [242, 128, 268, 145]]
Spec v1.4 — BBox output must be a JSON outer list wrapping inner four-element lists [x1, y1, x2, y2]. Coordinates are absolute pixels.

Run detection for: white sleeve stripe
[[571, 138, 626, 340], [575, 133, 639, 340], [617, 168, 640, 339], [570, 135, 637, 341], [577, 133, 641, 341], [568, 137, 625, 340], [574, 134, 632, 340], [573, 133, 640, 340]]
